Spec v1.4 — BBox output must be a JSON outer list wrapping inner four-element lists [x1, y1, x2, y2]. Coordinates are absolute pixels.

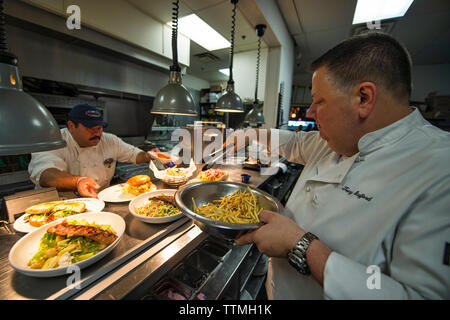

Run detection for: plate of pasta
[[128, 189, 184, 224], [175, 181, 283, 239]]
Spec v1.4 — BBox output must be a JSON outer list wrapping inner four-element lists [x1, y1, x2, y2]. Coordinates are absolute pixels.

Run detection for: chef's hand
[[147, 149, 179, 167], [76, 177, 101, 198], [235, 210, 305, 258]]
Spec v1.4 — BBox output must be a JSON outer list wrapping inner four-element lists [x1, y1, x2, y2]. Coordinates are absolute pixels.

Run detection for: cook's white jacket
[[29, 128, 143, 188], [267, 109, 450, 299]]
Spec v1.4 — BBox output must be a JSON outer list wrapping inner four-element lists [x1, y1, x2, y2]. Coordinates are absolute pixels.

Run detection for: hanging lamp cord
[[170, 0, 181, 72], [0, 0, 7, 52], [254, 35, 261, 103], [0, 0, 17, 66], [228, 0, 238, 85]]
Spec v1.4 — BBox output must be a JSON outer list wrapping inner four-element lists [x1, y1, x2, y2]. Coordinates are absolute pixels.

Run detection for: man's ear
[[67, 120, 74, 131], [357, 82, 377, 119]]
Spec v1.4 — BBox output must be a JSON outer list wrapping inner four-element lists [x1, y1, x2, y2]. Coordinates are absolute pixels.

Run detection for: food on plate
[[123, 175, 153, 196], [28, 219, 117, 269], [166, 168, 187, 177], [25, 201, 64, 215], [24, 201, 87, 228], [148, 195, 176, 206], [149, 150, 177, 164], [135, 195, 181, 218], [52, 202, 87, 213], [198, 168, 228, 181], [192, 187, 262, 224], [157, 152, 171, 160]]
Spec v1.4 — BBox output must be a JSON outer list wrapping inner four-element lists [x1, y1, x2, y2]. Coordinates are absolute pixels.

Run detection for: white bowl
[[128, 189, 184, 224], [9, 212, 125, 278]]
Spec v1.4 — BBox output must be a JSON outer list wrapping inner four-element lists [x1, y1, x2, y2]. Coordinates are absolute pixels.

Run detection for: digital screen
[[288, 120, 315, 131]]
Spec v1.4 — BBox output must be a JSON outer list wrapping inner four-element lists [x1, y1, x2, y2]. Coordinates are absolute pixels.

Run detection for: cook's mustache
[[89, 136, 101, 141]]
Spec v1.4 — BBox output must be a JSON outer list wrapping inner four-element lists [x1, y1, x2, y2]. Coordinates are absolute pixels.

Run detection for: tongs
[[202, 142, 245, 171], [202, 147, 226, 171]]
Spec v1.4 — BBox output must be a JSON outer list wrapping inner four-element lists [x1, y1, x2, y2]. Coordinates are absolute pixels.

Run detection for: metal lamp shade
[[0, 63, 66, 155], [214, 83, 244, 113], [151, 71, 197, 116], [244, 104, 265, 126]]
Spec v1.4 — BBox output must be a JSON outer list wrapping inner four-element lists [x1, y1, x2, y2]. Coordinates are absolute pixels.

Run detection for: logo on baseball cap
[[67, 104, 107, 128]]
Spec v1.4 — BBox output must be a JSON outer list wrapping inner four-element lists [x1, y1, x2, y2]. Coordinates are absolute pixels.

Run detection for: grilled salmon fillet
[[149, 195, 175, 205], [47, 221, 117, 245]]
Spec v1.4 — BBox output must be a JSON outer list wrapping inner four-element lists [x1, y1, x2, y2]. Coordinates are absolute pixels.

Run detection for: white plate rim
[[13, 198, 106, 233], [128, 189, 184, 224], [98, 183, 157, 203], [9, 211, 125, 278]]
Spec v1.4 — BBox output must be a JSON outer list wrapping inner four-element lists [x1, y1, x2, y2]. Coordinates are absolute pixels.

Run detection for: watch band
[[288, 232, 319, 275]]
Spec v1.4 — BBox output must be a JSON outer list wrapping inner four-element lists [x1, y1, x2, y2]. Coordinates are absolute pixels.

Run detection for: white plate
[[98, 183, 157, 203], [9, 212, 125, 278], [129, 189, 184, 224], [13, 198, 106, 233], [188, 170, 229, 184]]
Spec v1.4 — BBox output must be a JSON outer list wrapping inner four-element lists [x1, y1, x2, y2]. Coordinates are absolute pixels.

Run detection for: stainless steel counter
[[0, 162, 280, 300]]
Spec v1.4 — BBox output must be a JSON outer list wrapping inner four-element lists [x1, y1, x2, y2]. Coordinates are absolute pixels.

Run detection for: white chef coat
[[267, 108, 450, 300], [28, 128, 143, 188]]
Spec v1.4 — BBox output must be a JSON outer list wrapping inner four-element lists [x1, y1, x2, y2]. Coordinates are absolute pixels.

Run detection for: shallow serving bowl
[[129, 189, 184, 224], [175, 181, 283, 240], [9, 212, 125, 278]]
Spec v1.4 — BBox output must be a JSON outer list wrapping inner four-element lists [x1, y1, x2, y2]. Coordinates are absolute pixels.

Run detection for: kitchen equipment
[[151, 0, 197, 116], [180, 121, 226, 165], [214, 0, 244, 113], [175, 181, 283, 240]]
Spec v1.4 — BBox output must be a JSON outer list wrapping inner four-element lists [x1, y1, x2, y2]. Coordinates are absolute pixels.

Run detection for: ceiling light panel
[[171, 14, 230, 51], [352, 0, 414, 24]]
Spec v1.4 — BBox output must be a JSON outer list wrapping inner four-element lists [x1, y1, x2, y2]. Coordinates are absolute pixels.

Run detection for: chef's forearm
[[306, 240, 333, 287], [135, 151, 152, 164], [39, 168, 80, 190]]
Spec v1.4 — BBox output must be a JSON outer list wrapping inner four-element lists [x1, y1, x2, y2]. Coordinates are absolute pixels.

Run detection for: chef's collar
[[358, 107, 420, 156]]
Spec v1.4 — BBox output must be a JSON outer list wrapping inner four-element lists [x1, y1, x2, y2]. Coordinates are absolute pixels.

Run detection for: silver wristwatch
[[288, 232, 319, 275]]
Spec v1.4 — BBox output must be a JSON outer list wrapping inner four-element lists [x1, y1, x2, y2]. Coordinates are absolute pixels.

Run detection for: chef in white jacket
[[28, 104, 162, 198], [233, 33, 450, 299]]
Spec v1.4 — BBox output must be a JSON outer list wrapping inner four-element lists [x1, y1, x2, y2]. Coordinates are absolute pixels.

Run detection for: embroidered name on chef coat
[[341, 185, 373, 202]]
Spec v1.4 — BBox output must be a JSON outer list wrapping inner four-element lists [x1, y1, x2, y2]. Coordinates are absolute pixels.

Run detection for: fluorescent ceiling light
[[352, 0, 414, 24], [219, 68, 229, 76], [171, 14, 230, 51]]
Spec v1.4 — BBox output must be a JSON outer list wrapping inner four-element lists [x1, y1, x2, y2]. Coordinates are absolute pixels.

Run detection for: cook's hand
[[147, 149, 179, 166], [77, 177, 100, 198], [235, 210, 305, 258]]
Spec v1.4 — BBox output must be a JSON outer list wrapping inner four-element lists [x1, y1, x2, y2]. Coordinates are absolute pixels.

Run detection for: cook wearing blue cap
[[67, 104, 107, 128], [67, 104, 107, 148], [28, 103, 176, 198]]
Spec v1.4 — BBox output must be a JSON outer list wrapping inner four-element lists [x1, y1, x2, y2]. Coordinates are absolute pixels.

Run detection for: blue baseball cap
[[67, 104, 107, 128]]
